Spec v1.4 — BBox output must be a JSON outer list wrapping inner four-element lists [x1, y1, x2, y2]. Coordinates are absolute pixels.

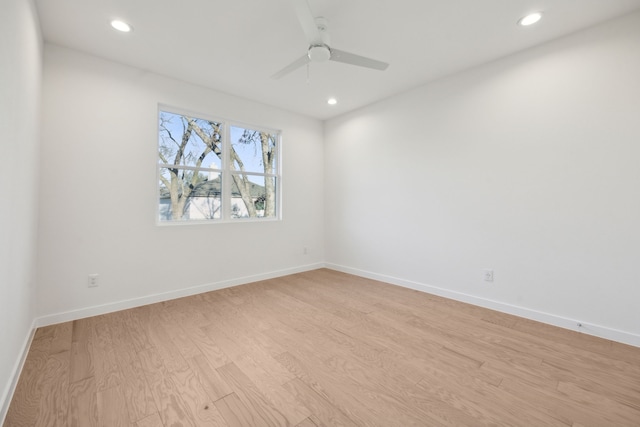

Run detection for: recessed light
[[110, 19, 132, 32], [518, 12, 542, 26], [327, 98, 337, 105]]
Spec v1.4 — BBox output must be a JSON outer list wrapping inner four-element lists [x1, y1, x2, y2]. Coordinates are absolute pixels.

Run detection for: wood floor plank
[[138, 348, 196, 427], [32, 324, 57, 341], [68, 376, 98, 427], [369, 297, 530, 362], [216, 362, 290, 426], [71, 318, 92, 342], [231, 353, 312, 425], [69, 319, 95, 383], [269, 291, 503, 397], [97, 385, 131, 427], [214, 392, 265, 427], [47, 321, 73, 355], [202, 319, 295, 384], [164, 320, 203, 360], [295, 417, 319, 427], [264, 286, 362, 332], [134, 412, 164, 427], [289, 273, 376, 315], [556, 381, 640, 425], [202, 288, 287, 355], [499, 376, 637, 426], [214, 284, 279, 332], [34, 350, 70, 427], [3, 337, 53, 427], [282, 378, 358, 427], [91, 315, 123, 392], [95, 313, 158, 424], [145, 319, 190, 373], [271, 275, 372, 326], [415, 371, 567, 426], [119, 357, 158, 423], [398, 381, 491, 426], [541, 347, 640, 388], [120, 306, 155, 353], [276, 347, 446, 426], [180, 323, 231, 369], [355, 274, 639, 384], [6, 269, 640, 427], [513, 316, 613, 354], [540, 359, 640, 411], [188, 354, 233, 402], [164, 296, 211, 328], [109, 311, 144, 368], [169, 364, 230, 426], [157, 296, 230, 368], [324, 352, 489, 426]]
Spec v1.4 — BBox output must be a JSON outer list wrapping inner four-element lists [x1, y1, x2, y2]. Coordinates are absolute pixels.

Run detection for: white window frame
[[157, 104, 281, 225]]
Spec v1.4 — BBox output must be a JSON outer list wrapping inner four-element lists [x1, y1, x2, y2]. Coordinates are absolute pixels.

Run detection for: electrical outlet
[[88, 274, 99, 287], [483, 269, 494, 282]]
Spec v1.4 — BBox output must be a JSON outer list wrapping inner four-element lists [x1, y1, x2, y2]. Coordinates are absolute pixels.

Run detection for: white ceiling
[[35, 0, 640, 120]]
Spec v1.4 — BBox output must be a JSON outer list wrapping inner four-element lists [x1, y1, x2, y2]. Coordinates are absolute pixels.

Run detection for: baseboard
[[0, 319, 37, 426], [35, 262, 325, 328], [325, 263, 640, 348]]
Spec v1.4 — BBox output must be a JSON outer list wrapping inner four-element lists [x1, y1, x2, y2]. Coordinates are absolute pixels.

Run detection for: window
[[157, 107, 279, 223]]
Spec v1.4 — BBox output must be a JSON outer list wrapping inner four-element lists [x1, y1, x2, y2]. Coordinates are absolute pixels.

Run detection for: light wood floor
[[4, 269, 640, 426]]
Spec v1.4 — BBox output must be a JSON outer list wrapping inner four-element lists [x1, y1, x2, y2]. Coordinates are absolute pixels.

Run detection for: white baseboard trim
[[1, 319, 37, 426], [35, 263, 325, 328], [326, 263, 640, 348]]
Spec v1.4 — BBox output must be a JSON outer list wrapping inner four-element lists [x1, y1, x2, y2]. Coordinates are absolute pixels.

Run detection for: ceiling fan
[[272, 0, 390, 79]]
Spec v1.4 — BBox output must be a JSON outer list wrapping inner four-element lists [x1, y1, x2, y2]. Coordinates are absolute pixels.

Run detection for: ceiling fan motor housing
[[308, 44, 331, 62]]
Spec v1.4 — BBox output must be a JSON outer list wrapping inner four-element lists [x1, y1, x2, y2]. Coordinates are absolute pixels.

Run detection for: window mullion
[[222, 123, 231, 220]]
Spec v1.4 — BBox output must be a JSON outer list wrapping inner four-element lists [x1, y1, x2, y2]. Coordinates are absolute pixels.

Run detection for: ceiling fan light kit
[[272, 0, 389, 79], [308, 45, 331, 62]]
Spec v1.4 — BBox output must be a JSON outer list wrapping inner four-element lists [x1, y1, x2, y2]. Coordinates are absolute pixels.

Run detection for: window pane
[[159, 168, 222, 221], [230, 126, 277, 174], [230, 174, 276, 219], [159, 111, 222, 169], [157, 107, 280, 224]]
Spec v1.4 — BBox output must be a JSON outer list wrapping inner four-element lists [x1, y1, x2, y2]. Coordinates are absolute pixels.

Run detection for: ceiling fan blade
[[293, 0, 322, 44], [271, 54, 310, 79], [330, 48, 389, 71]]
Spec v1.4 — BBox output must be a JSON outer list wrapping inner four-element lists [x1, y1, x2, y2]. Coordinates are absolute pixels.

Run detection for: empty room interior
[[2, 0, 640, 425]]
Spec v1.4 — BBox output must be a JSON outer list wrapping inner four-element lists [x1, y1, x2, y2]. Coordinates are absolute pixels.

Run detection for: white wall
[[0, 0, 42, 417], [324, 12, 640, 344], [37, 45, 324, 321]]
